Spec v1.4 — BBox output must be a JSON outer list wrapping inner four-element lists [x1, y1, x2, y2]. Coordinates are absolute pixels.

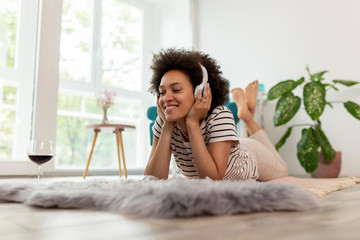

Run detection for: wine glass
[[27, 140, 54, 181]]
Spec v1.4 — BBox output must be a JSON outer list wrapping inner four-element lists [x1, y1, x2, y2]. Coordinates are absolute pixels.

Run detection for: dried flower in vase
[[96, 90, 117, 124], [96, 90, 117, 110]]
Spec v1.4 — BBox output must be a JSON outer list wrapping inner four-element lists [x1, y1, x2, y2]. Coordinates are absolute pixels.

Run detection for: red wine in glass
[[27, 140, 54, 181], [28, 155, 53, 165]]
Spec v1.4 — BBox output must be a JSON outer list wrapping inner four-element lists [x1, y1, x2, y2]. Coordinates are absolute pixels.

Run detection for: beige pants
[[240, 129, 288, 181]]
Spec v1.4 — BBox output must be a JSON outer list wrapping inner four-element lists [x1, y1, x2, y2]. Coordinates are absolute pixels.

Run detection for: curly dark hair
[[149, 48, 229, 114]]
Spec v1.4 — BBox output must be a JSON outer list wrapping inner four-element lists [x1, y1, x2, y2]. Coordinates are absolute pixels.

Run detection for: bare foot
[[231, 88, 252, 122], [245, 80, 258, 115]]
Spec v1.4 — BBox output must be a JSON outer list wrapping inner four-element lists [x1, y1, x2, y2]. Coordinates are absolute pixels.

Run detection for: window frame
[[0, 0, 156, 176], [0, 0, 192, 176], [0, 0, 40, 175], [56, 0, 149, 172]]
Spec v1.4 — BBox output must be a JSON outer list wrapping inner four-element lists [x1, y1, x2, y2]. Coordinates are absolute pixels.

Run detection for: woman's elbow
[[144, 168, 169, 180], [198, 173, 224, 181]]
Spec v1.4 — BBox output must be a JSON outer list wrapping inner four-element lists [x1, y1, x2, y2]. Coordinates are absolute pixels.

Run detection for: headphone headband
[[194, 64, 208, 98]]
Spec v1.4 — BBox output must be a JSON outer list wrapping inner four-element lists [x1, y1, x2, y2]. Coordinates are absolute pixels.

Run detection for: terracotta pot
[[311, 151, 342, 178]]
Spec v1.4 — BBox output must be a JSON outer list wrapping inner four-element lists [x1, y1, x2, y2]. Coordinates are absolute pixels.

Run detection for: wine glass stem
[[38, 164, 42, 182]]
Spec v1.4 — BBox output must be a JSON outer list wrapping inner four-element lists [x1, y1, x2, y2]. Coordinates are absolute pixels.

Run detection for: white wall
[[142, 0, 193, 160], [159, 0, 192, 48], [195, 0, 360, 176]]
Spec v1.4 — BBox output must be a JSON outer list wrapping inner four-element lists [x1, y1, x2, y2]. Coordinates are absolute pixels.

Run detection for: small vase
[[102, 108, 109, 124], [311, 151, 342, 178]]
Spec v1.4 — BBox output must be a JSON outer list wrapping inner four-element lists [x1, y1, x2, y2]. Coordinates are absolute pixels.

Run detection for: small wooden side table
[[83, 124, 135, 179]]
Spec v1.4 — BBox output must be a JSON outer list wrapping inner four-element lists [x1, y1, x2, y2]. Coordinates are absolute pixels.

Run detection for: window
[[0, 0, 38, 168], [0, 82, 16, 160], [0, 0, 22, 161], [0, 0, 20, 69], [0, 0, 192, 176], [56, 0, 144, 170]]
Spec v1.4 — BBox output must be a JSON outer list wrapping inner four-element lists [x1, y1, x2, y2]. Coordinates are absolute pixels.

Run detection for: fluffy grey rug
[[0, 177, 320, 217]]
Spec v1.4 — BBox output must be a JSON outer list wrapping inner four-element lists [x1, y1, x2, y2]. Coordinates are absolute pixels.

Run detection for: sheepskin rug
[[0, 177, 320, 217]]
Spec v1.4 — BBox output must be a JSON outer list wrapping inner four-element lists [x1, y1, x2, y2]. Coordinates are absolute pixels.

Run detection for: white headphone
[[194, 64, 208, 98]]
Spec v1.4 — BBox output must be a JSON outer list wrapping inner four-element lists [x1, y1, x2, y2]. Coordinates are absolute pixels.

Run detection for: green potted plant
[[267, 66, 360, 176]]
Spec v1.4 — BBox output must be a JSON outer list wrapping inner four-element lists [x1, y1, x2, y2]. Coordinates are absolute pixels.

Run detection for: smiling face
[[158, 70, 195, 122]]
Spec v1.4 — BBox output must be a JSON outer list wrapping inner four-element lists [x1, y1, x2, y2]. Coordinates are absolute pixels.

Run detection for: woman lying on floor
[[145, 48, 288, 181]]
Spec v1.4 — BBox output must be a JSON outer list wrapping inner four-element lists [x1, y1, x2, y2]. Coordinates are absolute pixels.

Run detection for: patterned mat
[[271, 176, 360, 198]]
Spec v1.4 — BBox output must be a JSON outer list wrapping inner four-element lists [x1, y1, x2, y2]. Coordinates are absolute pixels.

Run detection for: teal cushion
[[147, 106, 158, 145], [147, 106, 157, 121], [225, 102, 239, 125]]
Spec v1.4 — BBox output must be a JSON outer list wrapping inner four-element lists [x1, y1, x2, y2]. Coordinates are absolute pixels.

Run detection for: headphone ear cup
[[194, 83, 206, 98]]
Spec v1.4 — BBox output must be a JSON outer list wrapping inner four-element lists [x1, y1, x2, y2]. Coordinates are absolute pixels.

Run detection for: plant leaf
[[275, 127, 292, 150], [303, 82, 326, 120], [312, 70, 328, 81], [306, 67, 316, 81], [326, 102, 334, 108], [296, 77, 305, 85], [344, 101, 360, 120], [274, 92, 301, 126], [332, 80, 359, 86], [313, 124, 335, 163], [297, 128, 319, 173], [267, 80, 299, 101], [306, 65, 313, 80], [329, 84, 339, 91]]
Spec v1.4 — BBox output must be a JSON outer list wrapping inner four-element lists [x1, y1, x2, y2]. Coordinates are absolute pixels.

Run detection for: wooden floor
[[1, 177, 359, 240]]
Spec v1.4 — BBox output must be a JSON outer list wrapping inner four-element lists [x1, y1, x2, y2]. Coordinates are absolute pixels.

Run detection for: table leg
[[118, 130, 128, 179], [83, 130, 99, 179], [114, 130, 123, 178]]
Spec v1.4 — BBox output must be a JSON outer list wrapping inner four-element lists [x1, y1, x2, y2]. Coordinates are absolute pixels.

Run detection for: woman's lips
[[165, 105, 178, 113]]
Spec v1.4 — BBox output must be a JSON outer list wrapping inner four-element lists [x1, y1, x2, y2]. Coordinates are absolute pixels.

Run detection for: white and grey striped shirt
[[152, 105, 259, 180]]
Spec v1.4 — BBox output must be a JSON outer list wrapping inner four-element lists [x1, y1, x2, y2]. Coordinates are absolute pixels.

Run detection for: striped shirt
[[152, 105, 259, 180]]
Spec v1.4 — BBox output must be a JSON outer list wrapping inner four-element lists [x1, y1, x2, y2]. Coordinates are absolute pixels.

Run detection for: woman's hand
[[185, 84, 230, 180], [146, 97, 175, 180], [156, 96, 166, 122], [156, 96, 175, 130], [186, 83, 212, 124]]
